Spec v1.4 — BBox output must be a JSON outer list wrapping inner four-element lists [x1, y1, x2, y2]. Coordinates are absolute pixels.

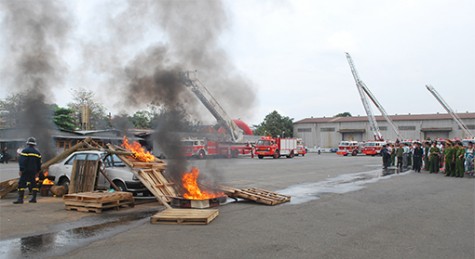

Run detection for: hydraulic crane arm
[[359, 83, 403, 140], [425, 85, 474, 138], [345, 53, 383, 141], [181, 71, 244, 142]]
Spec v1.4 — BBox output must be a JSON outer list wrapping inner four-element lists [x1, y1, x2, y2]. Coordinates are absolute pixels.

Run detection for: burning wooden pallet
[[107, 143, 177, 205], [137, 168, 177, 203], [150, 208, 219, 225], [222, 187, 291, 205], [63, 191, 134, 213]]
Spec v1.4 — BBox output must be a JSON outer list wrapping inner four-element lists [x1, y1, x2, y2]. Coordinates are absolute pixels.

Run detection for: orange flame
[[182, 167, 224, 200], [122, 136, 155, 162], [42, 171, 54, 185]]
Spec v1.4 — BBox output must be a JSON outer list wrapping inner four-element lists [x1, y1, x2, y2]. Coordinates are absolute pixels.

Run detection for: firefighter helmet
[[26, 137, 37, 146]]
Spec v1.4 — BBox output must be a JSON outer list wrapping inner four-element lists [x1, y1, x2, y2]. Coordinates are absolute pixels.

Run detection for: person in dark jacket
[[412, 142, 423, 172], [13, 137, 42, 204], [381, 145, 390, 169]]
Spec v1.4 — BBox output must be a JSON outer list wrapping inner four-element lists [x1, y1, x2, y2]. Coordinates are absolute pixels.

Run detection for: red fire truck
[[181, 138, 252, 159], [255, 136, 297, 159], [336, 141, 362, 156], [362, 141, 386, 156]]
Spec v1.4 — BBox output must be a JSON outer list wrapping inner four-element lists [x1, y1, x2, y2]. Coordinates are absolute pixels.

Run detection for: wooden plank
[[68, 160, 100, 194], [63, 191, 133, 203], [150, 209, 219, 225], [0, 178, 19, 199], [135, 169, 177, 206]]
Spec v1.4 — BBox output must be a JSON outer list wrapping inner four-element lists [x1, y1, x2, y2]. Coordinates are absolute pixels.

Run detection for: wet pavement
[[278, 167, 410, 205], [0, 210, 157, 259]]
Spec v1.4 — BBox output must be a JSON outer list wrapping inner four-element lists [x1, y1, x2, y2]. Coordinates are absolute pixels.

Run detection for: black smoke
[[0, 0, 72, 161]]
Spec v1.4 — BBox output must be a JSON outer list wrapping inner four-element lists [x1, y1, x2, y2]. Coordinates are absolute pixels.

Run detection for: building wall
[[294, 116, 475, 148]]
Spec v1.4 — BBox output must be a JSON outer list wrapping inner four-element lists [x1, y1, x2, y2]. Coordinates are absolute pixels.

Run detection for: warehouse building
[[294, 112, 475, 149]]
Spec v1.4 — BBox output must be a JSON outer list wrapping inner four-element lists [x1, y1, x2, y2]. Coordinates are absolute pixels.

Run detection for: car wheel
[[58, 178, 70, 194], [258, 155, 263, 159], [198, 150, 206, 159], [352, 150, 358, 156], [114, 181, 127, 192], [273, 150, 280, 159]]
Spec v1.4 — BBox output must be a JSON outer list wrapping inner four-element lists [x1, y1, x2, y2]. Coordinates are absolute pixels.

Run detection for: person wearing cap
[[13, 137, 42, 204], [412, 142, 423, 172], [444, 140, 455, 177], [429, 142, 440, 174], [423, 141, 431, 171], [454, 141, 465, 178]]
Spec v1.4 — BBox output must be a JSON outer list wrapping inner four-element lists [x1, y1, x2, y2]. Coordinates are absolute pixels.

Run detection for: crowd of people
[[381, 139, 474, 177]]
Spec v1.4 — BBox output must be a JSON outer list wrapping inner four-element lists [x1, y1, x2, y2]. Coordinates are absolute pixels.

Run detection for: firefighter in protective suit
[[13, 137, 42, 204]]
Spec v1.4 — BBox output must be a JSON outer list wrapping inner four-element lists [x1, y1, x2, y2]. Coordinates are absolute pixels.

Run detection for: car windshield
[[257, 140, 271, 146], [182, 141, 194, 146]]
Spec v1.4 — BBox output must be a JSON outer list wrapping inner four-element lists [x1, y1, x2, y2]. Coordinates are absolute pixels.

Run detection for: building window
[[297, 128, 312, 132], [320, 127, 335, 132], [398, 126, 416, 131], [379, 126, 387, 131]]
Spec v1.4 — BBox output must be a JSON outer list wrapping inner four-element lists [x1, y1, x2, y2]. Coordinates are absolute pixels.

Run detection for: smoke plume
[[105, 0, 256, 185], [1, 0, 71, 161]]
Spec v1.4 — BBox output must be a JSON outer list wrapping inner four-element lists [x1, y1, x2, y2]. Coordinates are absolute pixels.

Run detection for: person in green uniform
[[390, 143, 396, 166], [455, 141, 465, 178], [423, 141, 431, 171], [396, 143, 404, 171], [444, 140, 454, 177], [429, 142, 440, 174]]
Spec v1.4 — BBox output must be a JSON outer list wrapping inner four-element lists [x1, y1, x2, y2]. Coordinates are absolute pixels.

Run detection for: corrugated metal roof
[[294, 112, 475, 124]]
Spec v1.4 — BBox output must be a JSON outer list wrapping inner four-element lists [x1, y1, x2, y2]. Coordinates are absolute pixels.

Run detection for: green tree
[[131, 110, 152, 128], [254, 110, 294, 137], [53, 105, 77, 130], [0, 92, 26, 128], [334, 112, 352, 117]]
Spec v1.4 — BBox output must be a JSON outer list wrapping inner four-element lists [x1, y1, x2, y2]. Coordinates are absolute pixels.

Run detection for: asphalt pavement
[[0, 153, 474, 259]]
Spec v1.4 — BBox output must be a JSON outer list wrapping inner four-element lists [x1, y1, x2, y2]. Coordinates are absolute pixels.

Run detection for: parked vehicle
[[181, 138, 252, 159], [255, 136, 297, 159], [48, 150, 148, 195], [362, 141, 386, 156], [336, 141, 362, 156]]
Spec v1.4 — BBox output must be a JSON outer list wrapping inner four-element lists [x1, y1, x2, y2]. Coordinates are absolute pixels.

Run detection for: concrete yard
[[0, 153, 474, 259]]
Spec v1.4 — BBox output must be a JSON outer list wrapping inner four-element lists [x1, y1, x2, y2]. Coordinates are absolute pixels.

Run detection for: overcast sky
[[1, 0, 474, 126]]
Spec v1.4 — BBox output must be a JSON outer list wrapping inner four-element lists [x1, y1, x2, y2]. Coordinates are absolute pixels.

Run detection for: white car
[[48, 150, 148, 195]]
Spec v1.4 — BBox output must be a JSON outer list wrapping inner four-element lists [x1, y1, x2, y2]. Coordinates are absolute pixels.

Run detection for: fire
[[42, 171, 54, 185], [182, 167, 224, 200], [122, 136, 155, 162]]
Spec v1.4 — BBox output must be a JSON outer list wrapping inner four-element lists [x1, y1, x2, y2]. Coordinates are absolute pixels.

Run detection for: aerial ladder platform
[[345, 52, 405, 141], [425, 85, 474, 139], [181, 71, 244, 143]]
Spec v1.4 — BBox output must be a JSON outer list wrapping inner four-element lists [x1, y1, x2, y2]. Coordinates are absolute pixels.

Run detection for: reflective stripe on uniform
[[20, 152, 41, 159]]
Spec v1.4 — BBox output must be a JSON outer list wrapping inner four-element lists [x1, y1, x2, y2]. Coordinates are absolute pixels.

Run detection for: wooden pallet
[[223, 187, 291, 205], [63, 191, 134, 213], [69, 160, 100, 194], [136, 168, 177, 203], [150, 208, 219, 225], [0, 178, 19, 199]]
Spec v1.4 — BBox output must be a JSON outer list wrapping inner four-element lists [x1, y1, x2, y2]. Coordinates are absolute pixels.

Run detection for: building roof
[[294, 112, 475, 124]]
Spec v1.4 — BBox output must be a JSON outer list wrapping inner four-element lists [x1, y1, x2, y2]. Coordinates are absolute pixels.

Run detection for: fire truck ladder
[[181, 71, 244, 143], [358, 81, 404, 140], [345, 52, 383, 141], [425, 85, 474, 138]]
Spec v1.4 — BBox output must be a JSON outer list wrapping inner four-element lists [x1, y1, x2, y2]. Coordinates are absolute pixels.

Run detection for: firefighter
[[423, 141, 431, 171], [13, 137, 42, 204]]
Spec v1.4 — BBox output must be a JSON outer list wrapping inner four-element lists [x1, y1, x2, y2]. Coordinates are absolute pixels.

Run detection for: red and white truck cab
[[255, 136, 297, 159]]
